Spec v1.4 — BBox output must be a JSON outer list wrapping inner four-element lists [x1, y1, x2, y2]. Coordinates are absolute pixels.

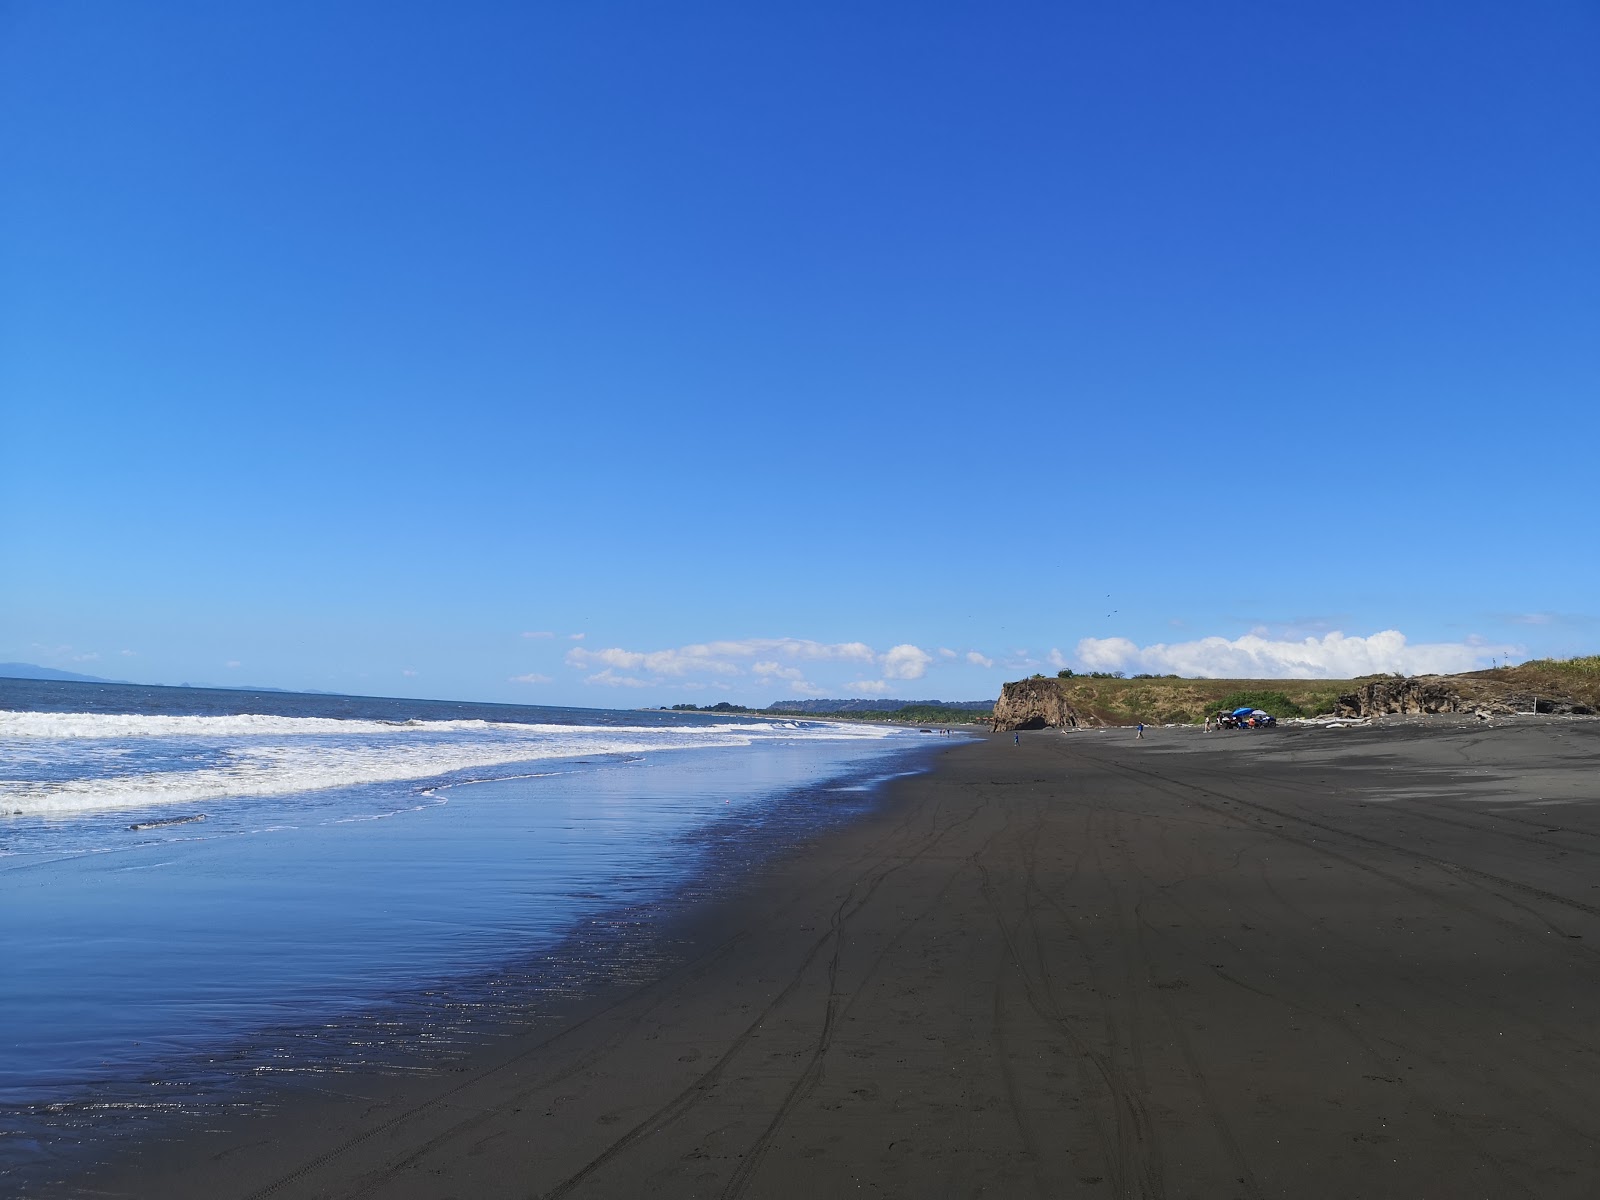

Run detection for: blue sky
[[3, 1, 1596, 705]]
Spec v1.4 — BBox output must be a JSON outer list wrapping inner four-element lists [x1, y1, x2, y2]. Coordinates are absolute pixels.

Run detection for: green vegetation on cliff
[[1002, 656, 1600, 727], [1216, 690, 1310, 719], [1032, 676, 1349, 725], [1522, 655, 1600, 678], [1487, 656, 1600, 709]]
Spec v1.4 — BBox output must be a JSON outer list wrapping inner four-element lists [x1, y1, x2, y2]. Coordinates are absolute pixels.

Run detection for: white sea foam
[[2, 711, 525, 739], [0, 711, 902, 816], [0, 710, 895, 741]]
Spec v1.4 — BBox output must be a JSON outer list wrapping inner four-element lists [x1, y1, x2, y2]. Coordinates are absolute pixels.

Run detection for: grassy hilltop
[[1499, 655, 1600, 706], [1006, 656, 1600, 726], [1021, 674, 1349, 724]]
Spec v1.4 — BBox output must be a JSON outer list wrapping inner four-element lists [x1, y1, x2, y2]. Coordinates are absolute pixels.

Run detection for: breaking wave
[[0, 711, 901, 817]]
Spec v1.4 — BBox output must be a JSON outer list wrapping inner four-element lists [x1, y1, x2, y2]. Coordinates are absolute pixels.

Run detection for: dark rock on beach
[[990, 676, 1088, 730], [1335, 674, 1594, 718], [1335, 675, 1472, 717]]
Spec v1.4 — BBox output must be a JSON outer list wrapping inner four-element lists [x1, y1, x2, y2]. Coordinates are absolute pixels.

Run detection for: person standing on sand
[[1013, 732, 1020, 746], [1136, 722, 1145, 739]]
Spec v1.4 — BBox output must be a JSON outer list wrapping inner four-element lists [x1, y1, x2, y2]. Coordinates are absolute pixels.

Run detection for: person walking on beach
[[1136, 722, 1145, 740], [1014, 732, 1020, 746]]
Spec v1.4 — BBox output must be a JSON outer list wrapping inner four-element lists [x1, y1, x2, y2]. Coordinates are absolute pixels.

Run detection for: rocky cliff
[[991, 678, 1089, 730], [989, 667, 1594, 728], [1334, 675, 1593, 717], [1335, 676, 1470, 717]]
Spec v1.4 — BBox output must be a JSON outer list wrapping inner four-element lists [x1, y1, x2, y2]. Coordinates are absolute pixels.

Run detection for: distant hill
[[767, 698, 994, 714], [0, 662, 120, 684], [991, 657, 1600, 728]]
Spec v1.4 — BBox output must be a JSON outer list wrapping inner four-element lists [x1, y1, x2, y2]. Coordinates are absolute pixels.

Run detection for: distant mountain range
[[0, 662, 122, 684], [766, 697, 995, 714]]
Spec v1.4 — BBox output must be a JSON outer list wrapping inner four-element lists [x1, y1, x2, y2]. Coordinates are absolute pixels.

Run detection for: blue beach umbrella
[[1232, 706, 1255, 717]]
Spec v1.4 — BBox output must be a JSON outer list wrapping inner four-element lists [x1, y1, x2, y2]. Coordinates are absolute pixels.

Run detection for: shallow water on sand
[[0, 680, 938, 1184]]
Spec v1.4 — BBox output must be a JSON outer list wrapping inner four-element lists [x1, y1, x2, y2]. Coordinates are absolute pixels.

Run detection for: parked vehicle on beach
[[1217, 707, 1276, 729]]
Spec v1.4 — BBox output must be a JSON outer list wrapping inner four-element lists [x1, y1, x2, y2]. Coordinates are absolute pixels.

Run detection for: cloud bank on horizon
[[1075, 630, 1518, 679], [9, 625, 1532, 701], [549, 627, 1520, 700], [567, 637, 968, 696]]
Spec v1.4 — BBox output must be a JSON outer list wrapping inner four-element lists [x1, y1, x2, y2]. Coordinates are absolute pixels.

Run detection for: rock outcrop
[[1335, 675, 1593, 718], [1335, 676, 1469, 717], [992, 678, 1088, 730]]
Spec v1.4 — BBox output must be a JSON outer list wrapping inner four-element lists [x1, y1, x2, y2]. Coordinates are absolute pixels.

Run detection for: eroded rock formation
[[1335, 676, 1468, 717], [1334, 676, 1592, 717], [991, 678, 1088, 730]]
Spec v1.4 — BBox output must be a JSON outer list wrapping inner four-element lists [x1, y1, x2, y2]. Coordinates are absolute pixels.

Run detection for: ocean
[[0, 678, 938, 1187]]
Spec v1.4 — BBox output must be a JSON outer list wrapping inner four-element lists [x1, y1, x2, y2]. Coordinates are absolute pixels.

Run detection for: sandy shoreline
[[67, 717, 1600, 1198]]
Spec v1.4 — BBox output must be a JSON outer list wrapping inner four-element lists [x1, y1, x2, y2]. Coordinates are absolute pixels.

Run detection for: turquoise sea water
[[0, 679, 935, 1184]]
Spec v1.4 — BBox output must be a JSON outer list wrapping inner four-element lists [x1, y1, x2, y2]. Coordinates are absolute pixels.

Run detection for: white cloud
[[753, 661, 806, 681], [402, 669, 418, 677], [521, 630, 555, 639], [1229, 615, 1351, 640], [846, 679, 892, 695], [569, 632, 585, 640], [72, 652, 100, 662], [568, 637, 879, 682], [880, 644, 933, 680], [1077, 638, 1138, 668], [569, 645, 738, 676], [564, 636, 948, 697], [966, 650, 995, 668], [938, 647, 957, 658], [224, 660, 241, 669], [120, 649, 137, 657], [1075, 629, 1520, 679], [584, 668, 653, 687], [509, 672, 551, 684], [1046, 648, 1068, 669], [750, 661, 824, 696]]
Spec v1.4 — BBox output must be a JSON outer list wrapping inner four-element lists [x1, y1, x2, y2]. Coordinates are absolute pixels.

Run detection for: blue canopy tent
[[1231, 706, 1255, 717]]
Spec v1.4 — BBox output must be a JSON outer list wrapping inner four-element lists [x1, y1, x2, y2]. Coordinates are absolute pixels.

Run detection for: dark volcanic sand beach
[[70, 718, 1600, 1199]]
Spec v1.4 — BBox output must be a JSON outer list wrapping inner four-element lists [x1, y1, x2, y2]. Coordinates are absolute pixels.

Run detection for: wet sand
[[75, 718, 1600, 1198]]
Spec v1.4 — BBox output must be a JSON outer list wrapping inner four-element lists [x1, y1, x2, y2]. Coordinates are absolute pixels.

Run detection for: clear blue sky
[[3, 2, 1596, 704]]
